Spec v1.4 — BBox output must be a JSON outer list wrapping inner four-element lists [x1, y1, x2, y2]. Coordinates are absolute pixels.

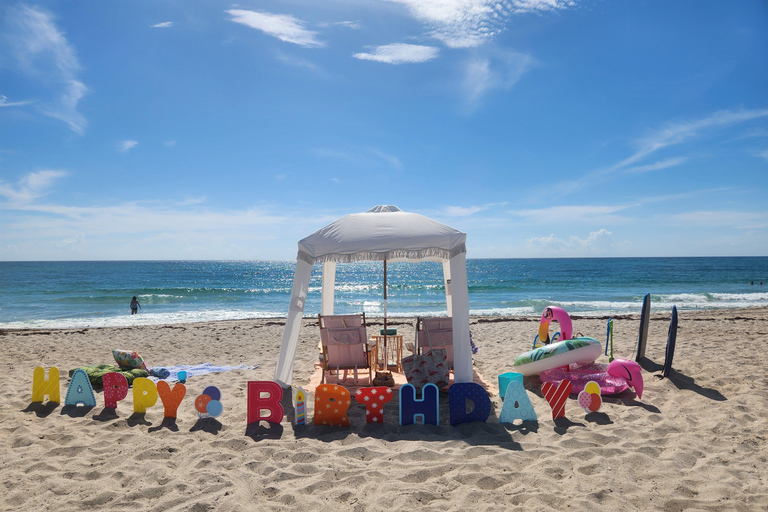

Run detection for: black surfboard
[[633, 293, 651, 362], [661, 306, 678, 378]]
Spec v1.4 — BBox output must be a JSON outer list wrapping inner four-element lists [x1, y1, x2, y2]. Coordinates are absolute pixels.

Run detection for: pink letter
[[247, 381, 284, 425], [103, 372, 129, 408]]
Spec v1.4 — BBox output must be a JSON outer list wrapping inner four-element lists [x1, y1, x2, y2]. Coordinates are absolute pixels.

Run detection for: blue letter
[[449, 382, 491, 425], [65, 369, 96, 407], [399, 383, 439, 426], [499, 380, 537, 423]]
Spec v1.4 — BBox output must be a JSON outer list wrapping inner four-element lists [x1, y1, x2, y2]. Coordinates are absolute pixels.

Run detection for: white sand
[[2, 308, 767, 511]]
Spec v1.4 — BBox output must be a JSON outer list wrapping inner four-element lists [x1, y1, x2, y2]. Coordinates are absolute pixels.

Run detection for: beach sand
[[2, 307, 767, 511]]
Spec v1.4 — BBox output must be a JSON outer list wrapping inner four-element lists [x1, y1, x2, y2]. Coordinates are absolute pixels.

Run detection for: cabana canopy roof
[[297, 205, 467, 265]]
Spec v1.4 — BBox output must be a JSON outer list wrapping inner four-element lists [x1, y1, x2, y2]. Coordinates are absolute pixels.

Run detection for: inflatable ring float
[[540, 362, 628, 395], [513, 337, 602, 377]]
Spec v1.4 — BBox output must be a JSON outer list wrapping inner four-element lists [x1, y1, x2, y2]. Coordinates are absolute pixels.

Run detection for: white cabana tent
[[273, 205, 472, 387]]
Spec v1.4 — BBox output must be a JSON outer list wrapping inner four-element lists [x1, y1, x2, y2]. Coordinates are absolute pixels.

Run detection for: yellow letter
[[32, 366, 60, 403], [132, 377, 158, 413]]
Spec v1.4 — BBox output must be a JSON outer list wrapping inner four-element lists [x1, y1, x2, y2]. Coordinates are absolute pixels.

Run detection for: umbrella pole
[[383, 259, 388, 370]]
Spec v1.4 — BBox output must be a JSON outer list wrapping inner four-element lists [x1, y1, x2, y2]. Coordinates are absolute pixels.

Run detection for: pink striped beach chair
[[318, 313, 373, 385]]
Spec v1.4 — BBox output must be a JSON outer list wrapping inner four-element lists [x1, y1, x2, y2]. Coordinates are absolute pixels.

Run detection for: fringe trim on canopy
[[297, 244, 466, 265]]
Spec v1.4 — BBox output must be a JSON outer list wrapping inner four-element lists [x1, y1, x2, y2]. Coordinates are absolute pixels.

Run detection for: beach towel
[[147, 363, 259, 383], [68, 364, 149, 387]]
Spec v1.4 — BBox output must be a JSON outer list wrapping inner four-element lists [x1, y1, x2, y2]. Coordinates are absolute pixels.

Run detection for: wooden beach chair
[[318, 313, 373, 385]]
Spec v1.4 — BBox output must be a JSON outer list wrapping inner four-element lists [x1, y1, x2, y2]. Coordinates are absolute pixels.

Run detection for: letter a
[[65, 369, 96, 407], [32, 366, 60, 403], [499, 380, 537, 423]]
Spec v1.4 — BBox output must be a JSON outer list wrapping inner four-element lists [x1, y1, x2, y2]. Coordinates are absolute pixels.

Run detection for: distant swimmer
[[130, 296, 141, 314]]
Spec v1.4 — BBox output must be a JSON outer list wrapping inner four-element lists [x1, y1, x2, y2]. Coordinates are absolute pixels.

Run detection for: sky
[[1, 0, 767, 261]]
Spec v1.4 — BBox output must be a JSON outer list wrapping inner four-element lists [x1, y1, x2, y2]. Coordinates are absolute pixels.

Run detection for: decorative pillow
[[112, 349, 147, 370]]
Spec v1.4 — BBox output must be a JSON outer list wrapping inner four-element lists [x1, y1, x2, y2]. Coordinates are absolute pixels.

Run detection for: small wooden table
[[369, 334, 404, 372]]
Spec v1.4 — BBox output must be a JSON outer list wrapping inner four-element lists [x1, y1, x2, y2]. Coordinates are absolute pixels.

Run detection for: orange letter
[[157, 381, 186, 419], [314, 384, 351, 426]]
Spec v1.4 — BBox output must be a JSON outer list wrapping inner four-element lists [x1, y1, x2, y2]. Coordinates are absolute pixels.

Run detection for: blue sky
[[1, 0, 767, 261]]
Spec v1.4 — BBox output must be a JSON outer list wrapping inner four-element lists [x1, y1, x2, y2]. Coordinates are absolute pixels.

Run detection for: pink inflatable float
[[538, 306, 573, 344], [540, 358, 644, 397]]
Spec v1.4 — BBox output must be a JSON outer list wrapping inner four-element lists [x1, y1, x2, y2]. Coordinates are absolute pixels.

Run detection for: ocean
[[0, 258, 766, 329]]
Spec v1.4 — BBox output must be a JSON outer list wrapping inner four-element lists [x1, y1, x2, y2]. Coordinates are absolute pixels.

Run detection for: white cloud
[[369, 149, 402, 169], [552, 107, 768, 197], [312, 146, 403, 169], [635, 187, 732, 206], [0, 200, 332, 260], [164, 140, 177, 147], [275, 50, 324, 73], [335, 21, 361, 29], [354, 43, 439, 64], [0, 170, 67, 203], [151, 22, 173, 28], [624, 156, 688, 174], [385, 0, 576, 48], [527, 228, 614, 252], [119, 140, 138, 152], [0, 95, 34, 108], [226, 9, 324, 48], [622, 107, 768, 170], [664, 211, 768, 230], [462, 51, 531, 107], [1, 200, 291, 235], [55, 233, 85, 248], [440, 204, 508, 217], [757, 149, 768, 162], [0, 197, 315, 260], [443, 205, 485, 216], [3, 5, 88, 133], [510, 205, 629, 224]]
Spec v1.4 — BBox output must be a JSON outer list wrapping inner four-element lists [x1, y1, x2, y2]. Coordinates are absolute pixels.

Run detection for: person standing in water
[[130, 296, 141, 314]]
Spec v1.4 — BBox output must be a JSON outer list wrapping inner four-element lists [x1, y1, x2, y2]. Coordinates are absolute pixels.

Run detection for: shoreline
[[3, 304, 766, 334]]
